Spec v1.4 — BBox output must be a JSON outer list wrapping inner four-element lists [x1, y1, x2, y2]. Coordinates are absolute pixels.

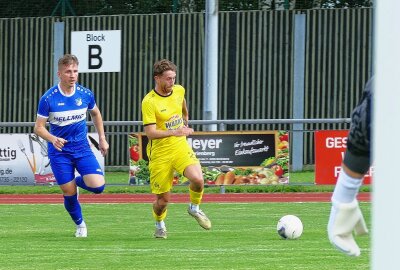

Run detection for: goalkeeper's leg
[[328, 77, 372, 256], [327, 163, 368, 256]]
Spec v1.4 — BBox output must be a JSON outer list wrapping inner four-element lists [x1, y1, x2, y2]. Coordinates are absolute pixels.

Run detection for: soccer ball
[[276, 215, 303, 239]]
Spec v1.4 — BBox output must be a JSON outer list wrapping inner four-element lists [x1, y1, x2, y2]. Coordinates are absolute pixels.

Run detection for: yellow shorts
[[148, 141, 199, 194]]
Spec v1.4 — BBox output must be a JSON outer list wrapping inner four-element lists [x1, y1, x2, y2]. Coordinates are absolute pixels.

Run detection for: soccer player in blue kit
[[34, 54, 109, 237]]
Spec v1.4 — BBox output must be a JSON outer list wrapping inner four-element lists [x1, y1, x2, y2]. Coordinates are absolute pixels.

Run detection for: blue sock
[[63, 194, 83, 225], [75, 176, 105, 194]]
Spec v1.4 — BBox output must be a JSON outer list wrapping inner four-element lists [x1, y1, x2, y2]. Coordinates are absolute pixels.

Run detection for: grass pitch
[[0, 202, 370, 270]]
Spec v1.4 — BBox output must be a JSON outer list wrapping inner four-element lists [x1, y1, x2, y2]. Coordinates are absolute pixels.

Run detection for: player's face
[[155, 70, 176, 95], [58, 63, 78, 89]]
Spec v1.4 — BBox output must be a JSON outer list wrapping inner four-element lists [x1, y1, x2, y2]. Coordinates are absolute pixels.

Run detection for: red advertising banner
[[315, 130, 372, 185]]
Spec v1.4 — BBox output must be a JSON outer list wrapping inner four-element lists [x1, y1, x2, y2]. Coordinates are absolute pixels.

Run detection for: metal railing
[[0, 118, 351, 170], [0, 118, 351, 129]]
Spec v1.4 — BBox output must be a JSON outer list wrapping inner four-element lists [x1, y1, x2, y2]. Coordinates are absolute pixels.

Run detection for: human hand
[[52, 137, 68, 151], [172, 126, 194, 137], [183, 115, 189, 127], [99, 137, 109, 156]]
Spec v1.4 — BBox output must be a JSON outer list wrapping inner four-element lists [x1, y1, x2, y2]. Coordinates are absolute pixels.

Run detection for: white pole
[[292, 14, 306, 171], [203, 0, 218, 131], [53, 21, 65, 85], [372, 1, 400, 269]]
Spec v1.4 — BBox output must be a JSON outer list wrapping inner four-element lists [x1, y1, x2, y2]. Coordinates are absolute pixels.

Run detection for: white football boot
[[187, 207, 211, 230], [75, 221, 87, 238]]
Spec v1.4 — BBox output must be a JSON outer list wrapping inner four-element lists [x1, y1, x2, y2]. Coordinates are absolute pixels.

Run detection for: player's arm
[[89, 106, 109, 156], [182, 98, 189, 126], [144, 124, 193, 140], [34, 116, 67, 151]]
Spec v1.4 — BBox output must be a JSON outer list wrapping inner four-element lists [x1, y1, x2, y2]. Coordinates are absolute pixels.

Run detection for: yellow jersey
[[141, 84, 187, 155]]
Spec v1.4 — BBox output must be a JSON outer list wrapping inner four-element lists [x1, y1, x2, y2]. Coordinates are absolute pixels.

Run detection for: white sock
[[332, 169, 363, 204], [77, 220, 86, 228], [155, 221, 166, 229], [190, 203, 199, 212]]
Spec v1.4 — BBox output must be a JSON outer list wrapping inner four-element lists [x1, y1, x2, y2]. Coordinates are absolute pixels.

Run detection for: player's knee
[[343, 149, 370, 176], [159, 197, 169, 206], [155, 197, 170, 210], [190, 176, 204, 188], [91, 184, 105, 194]]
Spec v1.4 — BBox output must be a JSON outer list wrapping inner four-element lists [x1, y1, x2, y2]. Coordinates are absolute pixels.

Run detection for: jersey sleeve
[[37, 95, 49, 118], [87, 89, 96, 110], [142, 98, 156, 126], [175, 85, 186, 111], [175, 84, 186, 98]]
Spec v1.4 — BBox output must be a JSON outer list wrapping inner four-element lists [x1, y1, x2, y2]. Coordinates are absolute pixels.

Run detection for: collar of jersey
[[153, 88, 173, 97], [58, 83, 76, 97]]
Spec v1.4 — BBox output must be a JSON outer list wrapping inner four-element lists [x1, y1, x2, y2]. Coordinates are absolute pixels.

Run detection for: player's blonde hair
[[58, 54, 79, 69], [153, 59, 177, 77]]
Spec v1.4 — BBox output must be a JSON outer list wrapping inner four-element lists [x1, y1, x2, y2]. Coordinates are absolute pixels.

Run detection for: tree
[[321, 0, 372, 8], [294, 0, 372, 9], [0, 0, 374, 18]]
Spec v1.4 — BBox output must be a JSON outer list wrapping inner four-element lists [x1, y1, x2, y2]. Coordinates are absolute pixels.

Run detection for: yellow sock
[[189, 188, 203, 205], [152, 209, 167, 222]]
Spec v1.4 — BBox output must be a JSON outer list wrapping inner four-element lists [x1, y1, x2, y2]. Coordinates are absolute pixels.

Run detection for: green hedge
[[0, 170, 371, 194]]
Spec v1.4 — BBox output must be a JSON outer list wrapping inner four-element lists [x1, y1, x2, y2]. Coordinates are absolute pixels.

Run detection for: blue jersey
[[37, 83, 96, 154]]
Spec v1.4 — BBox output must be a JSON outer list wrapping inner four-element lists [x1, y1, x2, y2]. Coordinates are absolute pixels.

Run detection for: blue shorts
[[49, 147, 103, 185]]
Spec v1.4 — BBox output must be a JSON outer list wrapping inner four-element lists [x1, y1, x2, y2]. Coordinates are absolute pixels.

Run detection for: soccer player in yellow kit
[[141, 59, 211, 239]]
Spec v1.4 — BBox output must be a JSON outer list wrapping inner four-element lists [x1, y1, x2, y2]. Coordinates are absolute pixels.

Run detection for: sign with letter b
[[71, 30, 121, 73]]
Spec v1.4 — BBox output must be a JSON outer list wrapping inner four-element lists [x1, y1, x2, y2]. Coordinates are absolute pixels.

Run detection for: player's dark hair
[[58, 54, 79, 69], [153, 59, 177, 77]]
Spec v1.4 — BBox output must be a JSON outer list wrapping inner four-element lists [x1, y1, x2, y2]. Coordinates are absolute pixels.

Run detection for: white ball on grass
[[277, 215, 303, 239]]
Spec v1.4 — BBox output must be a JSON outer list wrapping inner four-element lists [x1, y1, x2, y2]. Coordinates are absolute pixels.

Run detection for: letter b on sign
[[88, 45, 103, 69], [71, 30, 121, 73]]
